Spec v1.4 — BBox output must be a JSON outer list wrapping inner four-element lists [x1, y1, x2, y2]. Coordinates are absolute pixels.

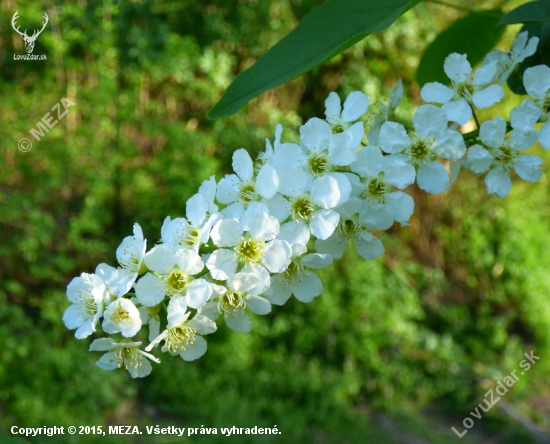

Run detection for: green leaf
[[500, 0, 550, 25], [207, 0, 422, 120], [416, 10, 504, 86]]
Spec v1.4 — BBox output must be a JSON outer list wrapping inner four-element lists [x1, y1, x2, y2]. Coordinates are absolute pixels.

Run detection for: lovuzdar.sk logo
[[12, 10, 49, 60]]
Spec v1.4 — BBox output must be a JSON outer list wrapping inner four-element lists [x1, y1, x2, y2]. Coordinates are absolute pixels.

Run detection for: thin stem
[[470, 105, 481, 129]]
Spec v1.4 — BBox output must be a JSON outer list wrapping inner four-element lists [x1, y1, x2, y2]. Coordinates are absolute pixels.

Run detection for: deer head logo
[[11, 11, 49, 54]]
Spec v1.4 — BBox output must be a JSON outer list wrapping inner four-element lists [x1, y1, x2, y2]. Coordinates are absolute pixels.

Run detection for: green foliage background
[[0, 0, 549, 443]]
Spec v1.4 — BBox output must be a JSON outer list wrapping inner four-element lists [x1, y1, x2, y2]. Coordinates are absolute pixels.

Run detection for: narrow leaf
[[207, 0, 422, 119], [417, 11, 504, 86], [500, 0, 550, 25]]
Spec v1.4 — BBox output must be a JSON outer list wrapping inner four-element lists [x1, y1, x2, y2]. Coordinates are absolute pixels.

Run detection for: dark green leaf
[[500, 0, 550, 25], [207, 0, 422, 119], [416, 10, 504, 86]]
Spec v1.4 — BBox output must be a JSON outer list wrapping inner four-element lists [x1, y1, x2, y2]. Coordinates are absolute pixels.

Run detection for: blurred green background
[[1, 0, 549, 443]]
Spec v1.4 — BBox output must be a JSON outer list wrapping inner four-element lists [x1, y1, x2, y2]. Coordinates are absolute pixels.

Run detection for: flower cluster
[[64, 32, 548, 377]]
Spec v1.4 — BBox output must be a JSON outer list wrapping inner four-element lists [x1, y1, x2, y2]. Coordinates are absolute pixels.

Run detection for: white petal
[[314, 233, 348, 259], [510, 99, 541, 130], [413, 104, 448, 139], [350, 145, 384, 178], [310, 209, 340, 240], [180, 335, 207, 361], [90, 337, 118, 352], [510, 128, 538, 151], [272, 143, 307, 169], [432, 129, 466, 160], [263, 193, 290, 222], [232, 148, 254, 181], [244, 295, 271, 315], [524, 65, 550, 100], [63, 305, 84, 330], [485, 169, 512, 198], [345, 121, 365, 150], [174, 248, 204, 275], [354, 232, 385, 260], [264, 276, 292, 306], [96, 352, 118, 371], [186, 279, 212, 309], [301, 253, 333, 269], [242, 263, 271, 296], [256, 164, 279, 198], [186, 194, 208, 226], [420, 82, 453, 104], [539, 121, 550, 149], [326, 172, 351, 204], [128, 357, 153, 378], [135, 273, 167, 307], [325, 92, 341, 123], [144, 245, 176, 275], [311, 176, 340, 209], [166, 296, 189, 328], [278, 221, 310, 245], [299, 118, 332, 152], [210, 218, 243, 247], [467, 145, 492, 173], [206, 249, 238, 280], [342, 91, 370, 122], [216, 175, 240, 204], [292, 271, 322, 303], [472, 84, 504, 109], [276, 166, 311, 198], [328, 132, 356, 166], [473, 61, 498, 85], [225, 310, 252, 333], [379, 121, 410, 153], [442, 100, 472, 126], [247, 212, 279, 241], [359, 203, 394, 231], [384, 157, 416, 189], [514, 155, 543, 182], [262, 239, 292, 273], [387, 192, 414, 225], [227, 271, 259, 293], [417, 162, 450, 194], [75, 320, 96, 339], [479, 117, 506, 148], [187, 314, 217, 335], [444, 53, 472, 83], [199, 175, 217, 204]]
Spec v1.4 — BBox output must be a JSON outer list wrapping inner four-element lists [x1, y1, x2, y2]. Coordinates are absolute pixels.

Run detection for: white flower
[[114, 223, 147, 294], [206, 212, 292, 294], [264, 244, 333, 305], [272, 168, 342, 245], [135, 245, 212, 309], [522, 65, 550, 149], [94, 263, 130, 299], [349, 145, 415, 230], [198, 175, 219, 214], [161, 193, 218, 252], [378, 104, 466, 194], [421, 53, 504, 125], [367, 79, 404, 145], [216, 148, 279, 220], [466, 116, 540, 198], [63, 273, 106, 339], [314, 197, 385, 260], [324, 91, 369, 149], [145, 296, 216, 361], [90, 338, 160, 378], [198, 272, 271, 333], [484, 31, 539, 84], [102, 298, 142, 338]]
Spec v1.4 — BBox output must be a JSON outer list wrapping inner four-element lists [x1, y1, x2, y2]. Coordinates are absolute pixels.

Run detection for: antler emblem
[[11, 11, 49, 54]]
